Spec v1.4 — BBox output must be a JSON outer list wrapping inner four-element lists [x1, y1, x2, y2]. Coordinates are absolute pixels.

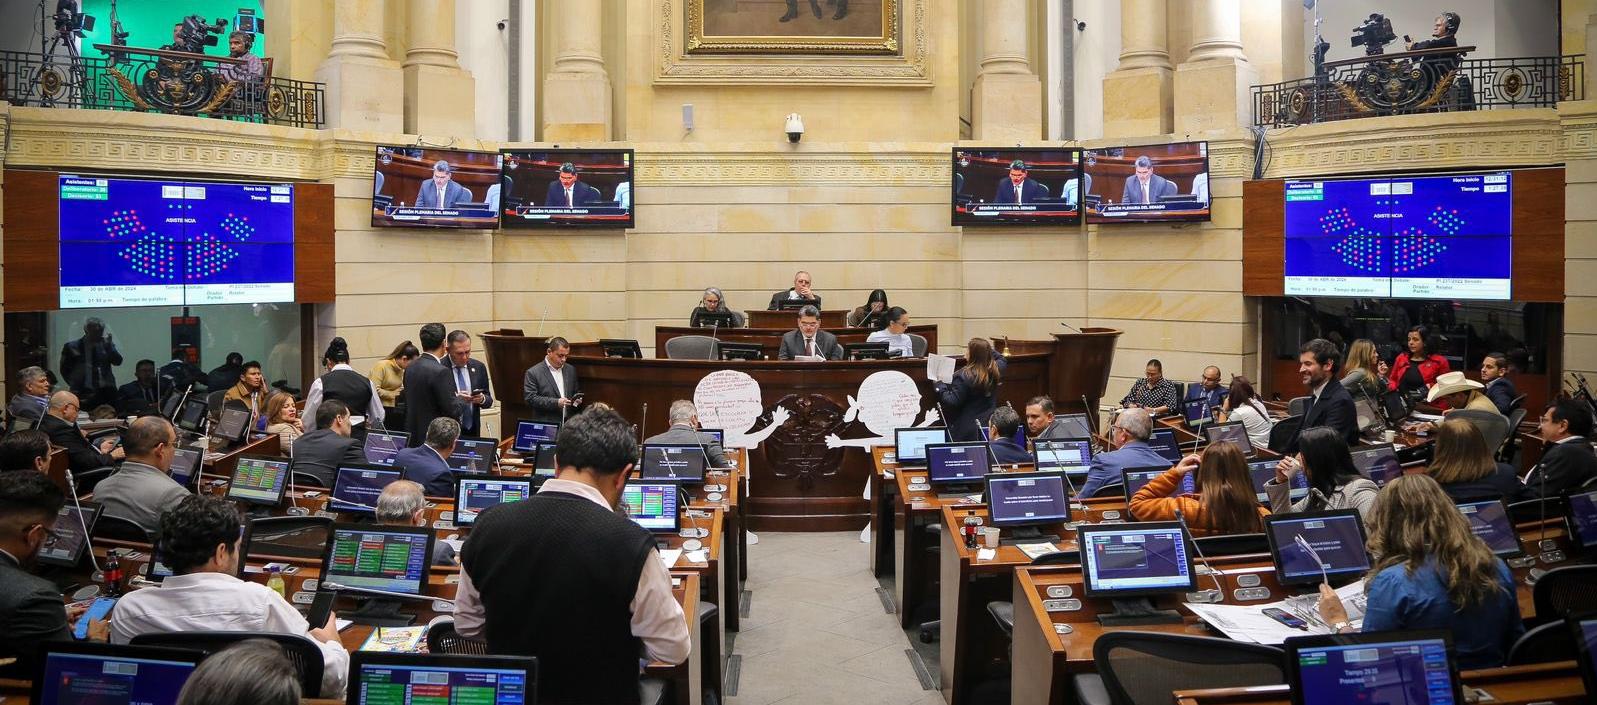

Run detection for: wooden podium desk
[[1172, 662, 1588, 705], [743, 308, 847, 329], [654, 324, 939, 359]]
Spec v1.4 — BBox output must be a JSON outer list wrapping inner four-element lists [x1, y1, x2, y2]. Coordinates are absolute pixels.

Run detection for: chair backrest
[[1506, 620, 1577, 665], [1094, 631, 1286, 705], [1286, 396, 1312, 417], [93, 513, 151, 542], [129, 631, 322, 695], [74, 466, 119, 494], [425, 619, 491, 655], [1267, 415, 1303, 453], [1193, 533, 1270, 557], [1509, 393, 1528, 411], [664, 335, 718, 360], [291, 471, 327, 488], [1449, 409, 1509, 454], [247, 516, 333, 561], [1533, 565, 1597, 623], [909, 334, 928, 358], [1506, 496, 1565, 524], [10, 416, 35, 432], [1087, 482, 1125, 499]]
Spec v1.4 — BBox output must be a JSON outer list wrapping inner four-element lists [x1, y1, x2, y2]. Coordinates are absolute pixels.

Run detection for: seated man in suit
[[0, 471, 105, 679], [1288, 338, 1359, 453], [376, 480, 458, 565], [444, 330, 493, 437], [1480, 352, 1519, 415], [393, 417, 459, 498], [288, 400, 365, 487], [543, 163, 599, 208], [93, 416, 188, 534], [115, 359, 160, 417], [992, 160, 1050, 204], [523, 337, 582, 425], [1522, 399, 1597, 498], [414, 160, 471, 209], [779, 306, 843, 361], [644, 400, 728, 468], [0, 430, 52, 474], [1080, 409, 1170, 498], [767, 270, 822, 310], [7, 366, 51, 431], [37, 392, 122, 474], [1406, 11, 1463, 75], [1024, 395, 1077, 441], [1184, 366, 1226, 414], [1120, 155, 1178, 204], [987, 406, 1032, 465]]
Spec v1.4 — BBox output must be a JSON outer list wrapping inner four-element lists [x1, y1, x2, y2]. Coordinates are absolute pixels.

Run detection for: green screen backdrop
[[77, 1, 265, 63]]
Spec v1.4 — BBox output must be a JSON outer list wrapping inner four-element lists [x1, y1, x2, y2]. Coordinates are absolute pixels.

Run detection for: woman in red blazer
[[1389, 325, 1450, 394]]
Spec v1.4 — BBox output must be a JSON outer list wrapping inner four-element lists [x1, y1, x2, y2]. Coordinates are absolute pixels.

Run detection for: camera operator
[[218, 30, 264, 82], [1406, 12, 1461, 52]]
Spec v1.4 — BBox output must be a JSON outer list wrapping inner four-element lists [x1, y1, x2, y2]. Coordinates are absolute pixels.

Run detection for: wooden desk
[[869, 447, 899, 579], [744, 309, 847, 329], [1172, 662, 1588, 705], [203, 433, 284, 478], [654, 324, 940, 360]]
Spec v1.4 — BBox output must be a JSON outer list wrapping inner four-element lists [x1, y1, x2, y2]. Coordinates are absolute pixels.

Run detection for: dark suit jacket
[[289, 429, 366, 487], [1484, 377, 1518, 415], [778, 330, 842, 361], [159, 360, 205, 394], [7, 394, 47, 430], [394, 445, 456, 497], [992, 178, 1050, 204], [60, 336, 123, 394], [442, 358, 494, 437], [38, 413, 113, 473], [115, 381, 159, 417], [1120, 174, 1177, 204], [1523, 437, 1597, 499], [403, 353, 464, 448], [991, 438, 1032, 465], [414, 180, 472, 208], [1287, 382, 1360, 453], [522, 360, 580, 425], [0, 552, 71, 679], [937, 356, 1008, 442], [543, 181, 600, 207], [767, 290, 822, 311], [645, 425, 729, 468]]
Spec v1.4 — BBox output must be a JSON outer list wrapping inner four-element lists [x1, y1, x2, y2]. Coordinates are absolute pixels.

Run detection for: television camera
[[171, 15, 229, 54], [1351, 13, 1396, 56]]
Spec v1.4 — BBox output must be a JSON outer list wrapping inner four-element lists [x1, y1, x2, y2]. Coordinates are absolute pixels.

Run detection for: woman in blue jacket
[[937, 338, 1005, 442]]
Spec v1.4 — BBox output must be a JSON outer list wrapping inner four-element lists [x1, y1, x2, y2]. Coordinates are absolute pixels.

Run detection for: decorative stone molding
[[1560, 100, 1597, 160], [1258, 109, 1562, 178], [635, 147, 946, 185], [653, 0, 933, 86]]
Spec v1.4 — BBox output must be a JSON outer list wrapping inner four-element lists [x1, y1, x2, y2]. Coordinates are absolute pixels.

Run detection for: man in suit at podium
[[779, 306, 843, 360], [992, 160, 1050, 204], [414, 161, 471, 209], [768, 270, 822, 310], [543, 163, 600, 208], [1120, 155, 1177, 204]]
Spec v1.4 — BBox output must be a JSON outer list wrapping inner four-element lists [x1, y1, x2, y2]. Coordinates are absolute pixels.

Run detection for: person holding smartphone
[[445, 330, 493, 437], [523, 337, 582, 425], [0, 472, 109, 679]]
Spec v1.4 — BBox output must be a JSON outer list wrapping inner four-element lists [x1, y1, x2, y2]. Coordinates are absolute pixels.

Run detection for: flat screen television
[[370, 146, 501, 229], [1282, 171, 1512, 300], [58, 174, 296, 308], [498, 149, 635, 229], [1083, 141, 1211, 224], [951, 149, 1083, 226]]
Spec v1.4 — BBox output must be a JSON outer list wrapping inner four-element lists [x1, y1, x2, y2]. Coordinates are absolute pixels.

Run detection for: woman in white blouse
[[865, 307, 917, 357], [1214, 375, 1275, 449]]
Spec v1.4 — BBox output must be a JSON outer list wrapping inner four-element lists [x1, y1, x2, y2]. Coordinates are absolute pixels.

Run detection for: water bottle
[[266, 565, 286, 598]]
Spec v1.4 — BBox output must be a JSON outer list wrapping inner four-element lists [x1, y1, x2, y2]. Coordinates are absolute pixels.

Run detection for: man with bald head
[[1183, 365, 1227, 416], [37, 391, 122, 473], [91, 416, 187, 533]]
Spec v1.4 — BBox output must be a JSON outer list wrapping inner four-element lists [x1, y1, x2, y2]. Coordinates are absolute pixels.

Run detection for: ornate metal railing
[[1254, 49, 1583, 128], [0, 47, 323, 129]]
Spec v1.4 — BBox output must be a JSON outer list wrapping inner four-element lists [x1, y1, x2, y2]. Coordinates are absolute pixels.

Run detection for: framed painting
[[686, 0, 900, 55]]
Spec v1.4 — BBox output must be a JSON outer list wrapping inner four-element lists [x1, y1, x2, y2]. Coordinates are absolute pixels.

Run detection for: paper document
[[794, 355, 826, 362], [1186, 579, 1366, 644], [976, 548, 997, 561], [927, 354, 956, 384], [1017, 543, 1059, 560], [684, 549, 709, 564], [659, 549, 682, 569]]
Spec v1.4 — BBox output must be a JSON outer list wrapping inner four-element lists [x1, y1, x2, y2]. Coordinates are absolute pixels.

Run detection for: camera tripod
[[31, 0, 89, 108]]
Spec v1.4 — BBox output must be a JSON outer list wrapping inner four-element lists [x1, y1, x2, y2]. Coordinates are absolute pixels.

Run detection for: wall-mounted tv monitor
[[498, 149, 634, 229], [58, 174, 296, 308], [1083, 141, 1211, 224], [370, 146, 501, 229], [951, 149, 1083, 226], [1282, 171, 1512, 300]]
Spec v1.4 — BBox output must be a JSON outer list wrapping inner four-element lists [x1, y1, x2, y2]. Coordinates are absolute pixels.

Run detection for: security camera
[[784, 113, 804, 143], [1074, 19, 1086, 31], [497, 19, 508, 30]]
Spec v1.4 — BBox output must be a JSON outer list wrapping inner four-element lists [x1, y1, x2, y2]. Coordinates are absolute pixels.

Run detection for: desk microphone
[[1528, 463, 1553, 584], [1175, 508, 1224, 603], [536, 308, 548, 338], [63, 468, 103, 573], [1059, 321, 1082, 334], [639, 402, 648, 444]]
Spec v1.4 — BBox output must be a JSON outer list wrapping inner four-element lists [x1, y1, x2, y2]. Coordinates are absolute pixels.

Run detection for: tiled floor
[[727, 532, 944, 705]]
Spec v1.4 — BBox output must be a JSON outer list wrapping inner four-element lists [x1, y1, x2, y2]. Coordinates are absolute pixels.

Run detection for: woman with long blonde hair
[[1339, 338, 1385, 400], [1426, 418, 1522, 502], [1317, 474, 1523, 669], [1129, 441, 1269, 535]]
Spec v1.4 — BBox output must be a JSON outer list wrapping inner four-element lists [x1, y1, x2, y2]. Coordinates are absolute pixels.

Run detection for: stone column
[[1103, 0, 1173, 137], [315, 0, 403, 132], [403, 0, 476, 136], [1174, 0, 1256, 133], [543, 0, 611, 142], [971, 0, 1042, 140]]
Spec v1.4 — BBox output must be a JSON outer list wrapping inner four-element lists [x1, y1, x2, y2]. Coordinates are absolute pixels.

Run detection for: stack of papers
[[1017, 542, 1059, 560], [1185, 580, 1366, 644], [659, 549, 682, 569]]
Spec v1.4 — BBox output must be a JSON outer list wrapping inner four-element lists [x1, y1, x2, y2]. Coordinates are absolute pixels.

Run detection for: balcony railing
[[0, 46, 324, 129], [1253, 48, 1582, 128]]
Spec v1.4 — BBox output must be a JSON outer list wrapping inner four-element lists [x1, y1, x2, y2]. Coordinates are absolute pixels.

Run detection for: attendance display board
[[950, 149, 1083, 226], [1083, 141, 1211, 224], [498, 149, 634, 229], [323, 526, 432, 595], [1283, 171, 1512, 300], [57, 174, 295, 308], [351, 656, 534, 705], [371, 146, 501, 229]]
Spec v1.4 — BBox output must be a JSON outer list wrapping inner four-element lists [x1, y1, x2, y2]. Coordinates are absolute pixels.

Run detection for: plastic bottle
[[103, 551, 123, 596], [266, 565, 287, 598], [962, 512, 981, 549]]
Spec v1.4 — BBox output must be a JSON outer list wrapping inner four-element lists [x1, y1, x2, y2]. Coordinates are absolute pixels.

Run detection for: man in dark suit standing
[[393, 417, 460, 497], [403, 323, 464, 448], [1522, 399, 1597, 499], [414, 161, 472, 209], [992, 160, 1050, 204], [38, 392, 122, 473], [543, 163, 600, 208], [288, 400, 366, 487], [444, 330, 493, 437], [1287, 338, 1360, 453], [1120, 155, 1178, 204], [523, 337, 582, 425], [644, 400, 728, 468], [768, 270, 822, 310], [59, 318, 123, 410], [0, 472, 84, 678], [778, 306, 843, 360]]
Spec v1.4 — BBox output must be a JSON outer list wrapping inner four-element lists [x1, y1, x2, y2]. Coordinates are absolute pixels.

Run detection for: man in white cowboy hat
[[1422, 371, 1505, 434]]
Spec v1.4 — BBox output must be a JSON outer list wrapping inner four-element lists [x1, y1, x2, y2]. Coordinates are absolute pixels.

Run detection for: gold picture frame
[[686, 0, 900, 55]]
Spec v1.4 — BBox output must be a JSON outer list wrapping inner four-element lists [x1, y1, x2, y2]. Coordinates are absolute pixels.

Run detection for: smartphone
[[306, 589, 337, 630], [75, 596, 117, 639], [1262, 607, 1308, 630]]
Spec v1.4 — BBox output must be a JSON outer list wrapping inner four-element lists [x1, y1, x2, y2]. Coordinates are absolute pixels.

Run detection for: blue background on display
[[1295, 639, 1455, 705], [38, 652, 196, 705]]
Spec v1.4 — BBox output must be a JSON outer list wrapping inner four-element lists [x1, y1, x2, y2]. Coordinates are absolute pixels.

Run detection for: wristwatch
[[1330, 621, 1353, 634]]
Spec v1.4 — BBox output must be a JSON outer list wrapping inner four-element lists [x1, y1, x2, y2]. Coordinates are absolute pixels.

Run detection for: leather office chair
[[1498, 407, 1528, 462], [909, 334, 928, 358], [665, 335, 719, 360], [1192, 533, 1270, 557], [1286, 396, 1312, 417], [130, 631, 323, 695], [291, 471, 327, 488], [1532, 565, 1597, 624], [1076, 632, 1286, 705], [1505, 621, 1577, 665], [72, 466, 119, 494], [1087, 482, 1125, 499], [1267, 415, 1303, 454], [92, 514, 152, 542], [1449, 409, 1509, 456], [1506, 496, 1564, 525]]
